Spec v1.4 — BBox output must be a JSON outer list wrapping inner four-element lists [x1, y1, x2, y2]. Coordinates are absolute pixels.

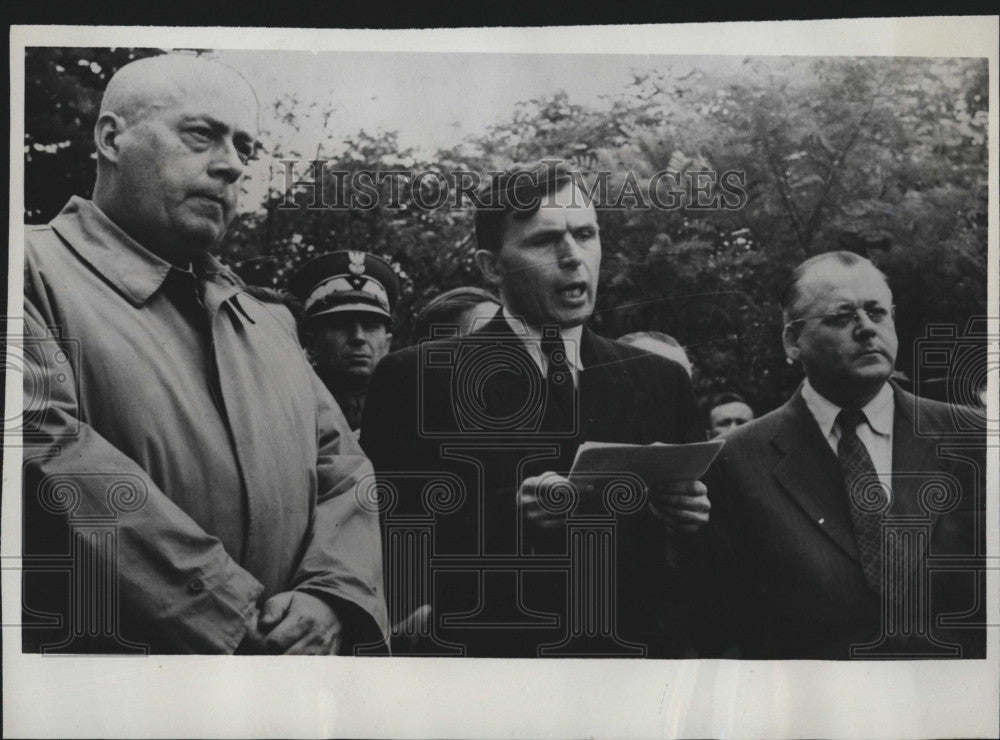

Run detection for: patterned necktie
[[836, 408, 887, 593], [540, 327, 574, 433]]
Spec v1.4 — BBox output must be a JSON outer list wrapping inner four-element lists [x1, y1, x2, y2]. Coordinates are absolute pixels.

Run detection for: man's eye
[[866, 307, 888, 320], [828, 312, 856, 327], [186, 128, 211, 142]]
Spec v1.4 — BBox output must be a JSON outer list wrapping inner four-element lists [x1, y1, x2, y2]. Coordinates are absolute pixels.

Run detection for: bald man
[[22, 55, 388, 654]]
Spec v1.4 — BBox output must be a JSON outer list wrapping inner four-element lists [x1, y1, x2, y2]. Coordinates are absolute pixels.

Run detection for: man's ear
[[94, 112, 127, 163], [473, 248, 503, 286], [781, 323, 801, 364]]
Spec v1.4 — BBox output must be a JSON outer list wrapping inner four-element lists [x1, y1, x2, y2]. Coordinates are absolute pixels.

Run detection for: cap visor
[[308, 302, 391, 320]]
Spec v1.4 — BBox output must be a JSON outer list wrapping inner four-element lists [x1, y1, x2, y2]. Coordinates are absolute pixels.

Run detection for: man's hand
[[250, 591, 344, 655], [648, 479, 710, 535], [517, 473, 581, 530], [235, 606, 265, 654]]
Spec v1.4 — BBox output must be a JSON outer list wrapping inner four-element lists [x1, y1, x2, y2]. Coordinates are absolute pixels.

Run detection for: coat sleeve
[[21, 295, 264, 654], [288, 369, 390, 648]]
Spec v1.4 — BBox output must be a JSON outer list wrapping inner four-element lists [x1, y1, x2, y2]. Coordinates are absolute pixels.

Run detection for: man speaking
[[362, 162, 709, 657], [22, 54, 387, 654]]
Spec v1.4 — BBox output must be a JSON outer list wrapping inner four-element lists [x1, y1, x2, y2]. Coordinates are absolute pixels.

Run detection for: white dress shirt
[[801, 379, 895, 499], [501, 307, 584, 385]]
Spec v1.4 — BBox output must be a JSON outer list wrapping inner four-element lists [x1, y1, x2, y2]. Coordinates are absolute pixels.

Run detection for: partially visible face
[[113, 70, 258, 257], [456, 301, 500, 336], [784, 262, 898, 403], [489, 181, 601, 329], [709, 401, 755, 437], [309, 312, 392, 382]]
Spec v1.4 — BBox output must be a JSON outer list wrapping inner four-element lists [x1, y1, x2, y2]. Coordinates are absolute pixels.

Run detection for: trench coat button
[[188, 577, 206, 594]]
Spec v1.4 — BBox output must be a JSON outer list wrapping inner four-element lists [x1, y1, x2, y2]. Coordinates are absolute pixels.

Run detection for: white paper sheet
[[568, 438, 725, 489]]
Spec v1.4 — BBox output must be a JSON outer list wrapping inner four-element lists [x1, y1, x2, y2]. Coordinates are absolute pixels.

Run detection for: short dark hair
[[780, 250, 889, 322], [411, 286, 501, 342], [474, 160, 578, 254], [699, 391, 754, 430], [701, 391, 751, 414]]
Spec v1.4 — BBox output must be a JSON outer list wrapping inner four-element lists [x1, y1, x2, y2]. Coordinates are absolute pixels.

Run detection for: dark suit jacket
[[361, 311, 704, 657], [698, 383, 986, 659]]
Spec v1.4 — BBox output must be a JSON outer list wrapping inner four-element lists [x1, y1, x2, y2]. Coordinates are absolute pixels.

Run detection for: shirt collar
[[862, 382, 894, 436], [49, 196, 242, 306], [501, 307, 584, 371], [801, 379, 894, 437]]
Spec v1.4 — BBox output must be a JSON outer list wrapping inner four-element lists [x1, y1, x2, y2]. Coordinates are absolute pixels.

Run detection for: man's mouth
[[192, 193, 227, 209], [556, 282, 587, 300], [855, 348, 887, 360]]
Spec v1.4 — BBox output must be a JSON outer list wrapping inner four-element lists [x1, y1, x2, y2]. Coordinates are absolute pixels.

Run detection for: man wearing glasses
[[696, 250, 985, 659]]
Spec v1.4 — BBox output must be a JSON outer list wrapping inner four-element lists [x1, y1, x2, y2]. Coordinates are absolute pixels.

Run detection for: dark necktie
[[540, 326, 574, 434], [836, 408, 887, 593]]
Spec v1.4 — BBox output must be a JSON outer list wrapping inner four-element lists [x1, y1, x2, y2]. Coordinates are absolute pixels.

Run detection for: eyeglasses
[[785, 304, 895, 330]]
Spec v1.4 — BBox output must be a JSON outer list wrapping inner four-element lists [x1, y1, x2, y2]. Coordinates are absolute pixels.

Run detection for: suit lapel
[[468, 310, 544, 426], [889, 384, 944, 523], [770, 389, 861, 562], [579, 329, 637, 439]]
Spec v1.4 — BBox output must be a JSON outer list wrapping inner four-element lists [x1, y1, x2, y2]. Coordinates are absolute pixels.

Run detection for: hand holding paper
[[567, 438, 725, 534], [648, 478, 711, 534], [517, 473, 580, 530], [567, 439, 725, 487]]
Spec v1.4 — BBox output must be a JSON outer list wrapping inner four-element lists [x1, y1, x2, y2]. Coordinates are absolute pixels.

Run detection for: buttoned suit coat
[[361, 310, 704, 657], [699, 383, 986, 659]]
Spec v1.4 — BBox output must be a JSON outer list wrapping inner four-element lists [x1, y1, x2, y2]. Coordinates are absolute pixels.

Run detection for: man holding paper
[[362, 161, 710, 657]]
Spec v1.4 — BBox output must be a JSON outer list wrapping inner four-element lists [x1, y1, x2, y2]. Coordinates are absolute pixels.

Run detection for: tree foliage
[[24, 49, 989, 411]]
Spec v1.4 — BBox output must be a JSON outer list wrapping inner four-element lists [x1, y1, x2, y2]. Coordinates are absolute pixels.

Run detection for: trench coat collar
[[50, 196, 242, 307]]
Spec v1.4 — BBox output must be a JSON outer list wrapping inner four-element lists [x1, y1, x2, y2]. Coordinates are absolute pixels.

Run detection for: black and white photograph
[[4, 17, 998, 739]]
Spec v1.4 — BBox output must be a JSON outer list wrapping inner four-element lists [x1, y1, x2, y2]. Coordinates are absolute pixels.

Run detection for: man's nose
[[347, 322, 367, 343], [208, 139, 245, 184], [853, 308, 878, 336], [555, 233, 584, 268]]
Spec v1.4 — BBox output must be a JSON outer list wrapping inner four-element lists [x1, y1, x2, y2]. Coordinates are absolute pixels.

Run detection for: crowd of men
[[21, 55, 987, 659]]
